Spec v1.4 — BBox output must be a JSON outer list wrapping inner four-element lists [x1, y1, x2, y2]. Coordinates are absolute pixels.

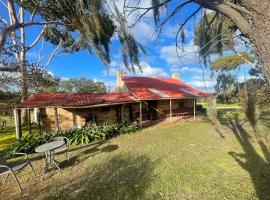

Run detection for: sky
[[0, 0, 252, 93]]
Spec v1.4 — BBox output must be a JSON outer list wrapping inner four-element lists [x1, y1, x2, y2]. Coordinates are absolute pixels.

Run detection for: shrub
[[117, 121, 138, 134], [7, 121, 138, 155], [6, 132, 52, 156]]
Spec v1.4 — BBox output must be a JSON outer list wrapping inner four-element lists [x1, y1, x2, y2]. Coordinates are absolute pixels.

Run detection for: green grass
[[1, 110, 270, 199], [0, 126, 32, 152], [200, 102, 240, 108]]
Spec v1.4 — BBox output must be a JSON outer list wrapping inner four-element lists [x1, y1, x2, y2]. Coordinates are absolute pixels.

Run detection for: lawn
[[0, 109, 270, 200]]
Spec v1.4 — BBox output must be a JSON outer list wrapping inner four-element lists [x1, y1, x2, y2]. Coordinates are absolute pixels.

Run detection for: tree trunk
[[248, 2, 270, 84], [19, 6, 28, 124]]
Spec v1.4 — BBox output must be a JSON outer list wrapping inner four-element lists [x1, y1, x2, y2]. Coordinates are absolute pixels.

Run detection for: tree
[[210, 51, 255, 72], [27, 69, 60, 93], [0, 0, 114, 102], [215, 73, 238, 103], [0, 0, 145, 104], [59, 78, 106, 93], [124, 0, 270, 84]]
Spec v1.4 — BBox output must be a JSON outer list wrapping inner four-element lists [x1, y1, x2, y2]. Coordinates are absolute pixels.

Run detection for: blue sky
[[1, 0, 252, 92]]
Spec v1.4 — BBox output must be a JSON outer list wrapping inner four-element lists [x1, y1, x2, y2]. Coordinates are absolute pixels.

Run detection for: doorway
[[147, 100, 157, 120]]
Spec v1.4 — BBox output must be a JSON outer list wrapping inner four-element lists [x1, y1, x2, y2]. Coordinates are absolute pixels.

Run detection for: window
[[101, 107, 111, 112], [178, 100, 185, 108]]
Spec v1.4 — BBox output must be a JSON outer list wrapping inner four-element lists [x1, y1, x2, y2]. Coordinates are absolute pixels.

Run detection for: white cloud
[[131, 62, 168, 77], [187, 74, 216, 92], [237, 74, 256, 83], [47, 71, 54, 76], [131, 20, 156, 43], [160, 41, 200, 66], [109, 60, 118, 67], [170, 66, 201, 73], [103, 61, 168, 77], [162, 26, 194, 41], [60, 77, 69, 81], [108, 0, 156, 44], [188, 80, 216, 88]]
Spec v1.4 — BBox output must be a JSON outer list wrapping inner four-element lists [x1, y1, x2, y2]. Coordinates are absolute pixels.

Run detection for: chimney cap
[[172, 72, 180, 80]]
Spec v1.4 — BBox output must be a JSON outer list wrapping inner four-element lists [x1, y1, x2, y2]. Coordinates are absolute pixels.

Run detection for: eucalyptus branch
[[233, 50, 260, 71], [175, 6, 202, 59], [44, 38, 62, 68], [125, 0, 171, 10], [0, 0, 8, 9], [154, 0, 192, 39], [205, 12, 219, 33], [0, 64, 19, 72], [0, 21, 66, 51], [215, 0, 253, 17], [38, 38, 44, 65], [28, 25, 46, 49], [30, 6, 37, 23], [7, 0, 19, 25], [0, 15, 8, 25]]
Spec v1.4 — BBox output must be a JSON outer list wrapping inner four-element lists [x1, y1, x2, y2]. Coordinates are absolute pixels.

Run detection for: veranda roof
[[17, 92, 137, 108]]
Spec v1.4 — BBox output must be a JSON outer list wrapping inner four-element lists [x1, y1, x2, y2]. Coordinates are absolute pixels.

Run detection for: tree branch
[[30, 6, 37, 23], [0, 21, 66, 51], [192, 0, 252, 37], [215, 0, 253, 17], [38, 38, 44, 65], [28, 26, 46, 50], [44, 38, 62, 68], [175, 6, 202, 49], [154, 0, 193, 38], [7, 0, 19, 25], [0, 63, 19, 72]]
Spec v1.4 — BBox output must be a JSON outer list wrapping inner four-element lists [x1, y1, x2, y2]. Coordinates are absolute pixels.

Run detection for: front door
[[147, 100, 157, 120]]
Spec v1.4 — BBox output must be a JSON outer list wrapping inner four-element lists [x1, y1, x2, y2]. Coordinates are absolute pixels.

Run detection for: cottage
[[15, 71, 208, 140]]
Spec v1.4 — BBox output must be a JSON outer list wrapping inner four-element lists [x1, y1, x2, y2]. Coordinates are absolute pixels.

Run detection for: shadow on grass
[[259, 110, 270, 130], [41, 154, 157, 200], [226, 115, 270, 200], [59, 143, 119, 169]]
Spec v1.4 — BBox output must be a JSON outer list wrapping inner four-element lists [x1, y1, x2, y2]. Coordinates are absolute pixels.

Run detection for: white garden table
[[35, 140, 65, 179]]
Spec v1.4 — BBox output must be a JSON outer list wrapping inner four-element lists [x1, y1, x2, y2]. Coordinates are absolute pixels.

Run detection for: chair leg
[[29, 162, 36, 175], [66, 150, 70, 162], [11, 171, 22, 192]]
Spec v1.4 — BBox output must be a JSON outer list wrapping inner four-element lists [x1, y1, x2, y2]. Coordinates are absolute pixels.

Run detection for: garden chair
[[0, 152, 36, 191], [51, 137, 70, 162]]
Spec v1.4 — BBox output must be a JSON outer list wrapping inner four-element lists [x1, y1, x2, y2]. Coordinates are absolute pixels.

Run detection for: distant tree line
[[0, 74, 106, 116]]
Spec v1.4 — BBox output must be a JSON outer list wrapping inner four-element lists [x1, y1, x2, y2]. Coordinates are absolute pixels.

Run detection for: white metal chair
[[52, 137, 70, 162], [0, 152, 36, 191]]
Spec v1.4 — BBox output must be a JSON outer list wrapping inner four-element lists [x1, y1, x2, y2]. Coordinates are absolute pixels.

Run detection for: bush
[[6, 132, 52, 156], [118, 121, 138, 134], [7, 121, 138, 154]]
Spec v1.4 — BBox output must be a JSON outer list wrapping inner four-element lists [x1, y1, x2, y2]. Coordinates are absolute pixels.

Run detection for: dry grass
[[0, 111, 270, 200]]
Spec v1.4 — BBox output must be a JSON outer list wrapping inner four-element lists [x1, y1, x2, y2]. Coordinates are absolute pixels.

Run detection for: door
[[147, 100, 157, 120]]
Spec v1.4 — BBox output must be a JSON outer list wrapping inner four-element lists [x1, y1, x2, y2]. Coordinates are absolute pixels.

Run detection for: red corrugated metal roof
[[17, 76, 208, 108], [17, 92, 136, 108], [122, 76, 207, 99]]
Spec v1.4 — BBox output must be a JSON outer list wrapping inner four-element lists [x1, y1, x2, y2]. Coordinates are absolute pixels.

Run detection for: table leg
[[41, 153, 49, 181], [51, 151, 61, 170]]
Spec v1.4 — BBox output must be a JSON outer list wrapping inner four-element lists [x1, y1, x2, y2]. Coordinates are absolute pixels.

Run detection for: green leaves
[[194, 12, 236, 63], [7, 121, 138, 154], [210, 51, 254, 72], [59, 77, 106, 93], [215, 73, 238, 103]]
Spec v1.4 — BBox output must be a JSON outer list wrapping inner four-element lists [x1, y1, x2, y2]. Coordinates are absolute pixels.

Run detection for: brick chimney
[[116, 70, 126, 92], [172, 72, 180, 80]]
